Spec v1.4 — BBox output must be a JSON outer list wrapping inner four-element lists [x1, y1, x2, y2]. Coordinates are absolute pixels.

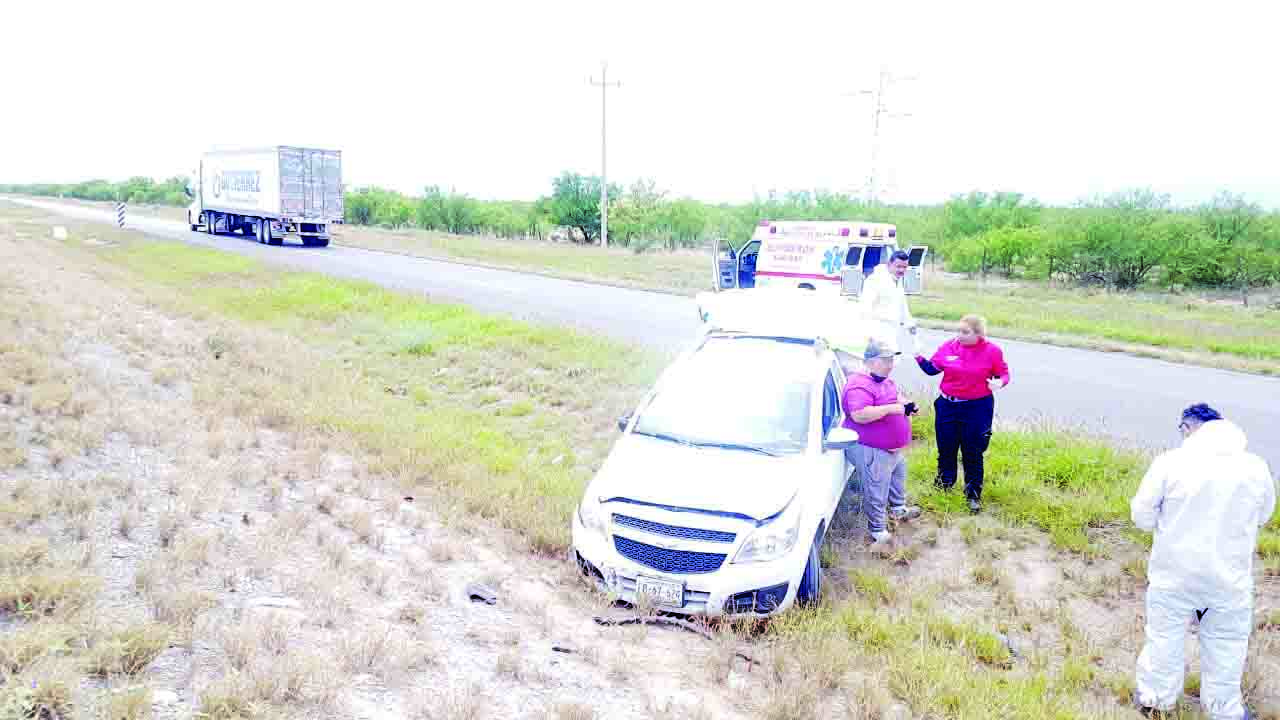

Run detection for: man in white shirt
[[859, 250, 918, 356]]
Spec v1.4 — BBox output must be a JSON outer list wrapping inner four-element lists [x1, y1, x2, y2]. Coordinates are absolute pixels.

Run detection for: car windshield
[[632, 337, 816, 455]]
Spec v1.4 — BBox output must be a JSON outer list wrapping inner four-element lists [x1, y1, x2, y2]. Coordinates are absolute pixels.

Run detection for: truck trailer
[[187, 146, 343, 247]]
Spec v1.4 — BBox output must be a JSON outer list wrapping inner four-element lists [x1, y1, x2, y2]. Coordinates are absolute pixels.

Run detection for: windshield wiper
[[633, 430, 694, 447], [691, 441, 781, 457]]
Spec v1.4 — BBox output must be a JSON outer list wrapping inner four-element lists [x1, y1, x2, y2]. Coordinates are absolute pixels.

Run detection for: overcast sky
[[4, 0, 1277, 207]]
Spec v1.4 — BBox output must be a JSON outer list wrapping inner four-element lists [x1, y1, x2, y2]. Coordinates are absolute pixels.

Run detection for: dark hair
[[890, 250, 910, 263], [1181, 403, 1222, 424]]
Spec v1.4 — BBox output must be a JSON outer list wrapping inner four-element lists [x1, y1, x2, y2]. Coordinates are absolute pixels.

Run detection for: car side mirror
[[824, 426, 859, 451], [617, 413, 633, 433]]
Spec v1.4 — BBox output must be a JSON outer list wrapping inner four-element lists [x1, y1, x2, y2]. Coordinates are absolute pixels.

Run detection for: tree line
[[4, 174, 1277, 300], [1, 178, 190, 208]]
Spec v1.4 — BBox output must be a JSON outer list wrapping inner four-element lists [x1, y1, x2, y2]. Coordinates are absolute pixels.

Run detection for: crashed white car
[[572, 293, 869, 616]]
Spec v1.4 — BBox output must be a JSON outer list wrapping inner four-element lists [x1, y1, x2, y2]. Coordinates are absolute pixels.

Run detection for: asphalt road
[[8, 196, 1279, 471]]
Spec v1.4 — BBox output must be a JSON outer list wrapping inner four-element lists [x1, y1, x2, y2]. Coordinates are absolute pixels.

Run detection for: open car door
[[713, 239, 738, 291], [903, 246, 928, 295], [841, 246, 866, 296]]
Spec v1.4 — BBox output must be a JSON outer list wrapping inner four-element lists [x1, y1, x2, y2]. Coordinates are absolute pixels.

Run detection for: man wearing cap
[[842, 339, 923, 545]]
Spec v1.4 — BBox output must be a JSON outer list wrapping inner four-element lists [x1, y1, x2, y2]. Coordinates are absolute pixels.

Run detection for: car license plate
[[636, 575, 684, 607]]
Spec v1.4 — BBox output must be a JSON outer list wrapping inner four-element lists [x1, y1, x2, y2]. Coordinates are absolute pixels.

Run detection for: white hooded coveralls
[[858, 264, 917, 354], [1131, 419, 1276, 718]]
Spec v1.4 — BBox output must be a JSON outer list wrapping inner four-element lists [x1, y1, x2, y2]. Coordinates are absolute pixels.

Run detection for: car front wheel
[[795, 525, 824, 606]]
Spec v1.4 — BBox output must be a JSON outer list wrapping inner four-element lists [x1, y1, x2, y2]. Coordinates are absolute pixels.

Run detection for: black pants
[[934, 394, 994, 501]]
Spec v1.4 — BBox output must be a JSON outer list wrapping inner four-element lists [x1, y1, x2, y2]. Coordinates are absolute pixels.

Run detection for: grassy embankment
[[4, 204, 1277, 718]]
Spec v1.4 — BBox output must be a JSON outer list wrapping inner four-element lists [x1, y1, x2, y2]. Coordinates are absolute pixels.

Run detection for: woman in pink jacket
[[915, 315, 1010, 513]]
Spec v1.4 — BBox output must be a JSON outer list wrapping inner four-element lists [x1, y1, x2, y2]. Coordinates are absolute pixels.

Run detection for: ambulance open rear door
[[903, 246, 929, 295]]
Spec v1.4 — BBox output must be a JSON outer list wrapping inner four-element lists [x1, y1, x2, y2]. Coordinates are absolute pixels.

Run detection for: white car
[[571, 314, 862, 616]]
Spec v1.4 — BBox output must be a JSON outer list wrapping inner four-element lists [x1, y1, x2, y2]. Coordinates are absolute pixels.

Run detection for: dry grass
[[495, 649, 525, 681], [106, 686, 153, 720], [0, 569, 98, 617], [83, 622, 170, 676], [409, 682, 489, 720], [196, 674, 257, 720], [971, 562, 1001, 586], [0, 623, 77, 676], [0, 538, 50, 569], [152, 588, 217, 643], [759, 679, 821, 720]]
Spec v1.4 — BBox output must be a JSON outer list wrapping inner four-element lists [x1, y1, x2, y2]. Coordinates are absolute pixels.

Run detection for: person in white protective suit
[[858, 250, 918, 357], [1131, 403, 1276, 719]]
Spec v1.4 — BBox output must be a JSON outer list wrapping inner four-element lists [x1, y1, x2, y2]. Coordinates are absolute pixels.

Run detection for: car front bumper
[[571, 510, 806, 618]]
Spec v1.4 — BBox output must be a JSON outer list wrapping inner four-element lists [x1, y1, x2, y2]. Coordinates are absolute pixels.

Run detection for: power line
[[844, 65, 915, 204], [590, 61, 621, 248]]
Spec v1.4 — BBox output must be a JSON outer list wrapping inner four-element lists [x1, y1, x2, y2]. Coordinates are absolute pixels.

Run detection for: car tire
[[205, 212, 216, 235], [795, 524, 824, 606]]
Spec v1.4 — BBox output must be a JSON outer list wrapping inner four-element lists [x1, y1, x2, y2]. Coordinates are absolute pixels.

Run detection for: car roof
[[696, 288, 877, 353]]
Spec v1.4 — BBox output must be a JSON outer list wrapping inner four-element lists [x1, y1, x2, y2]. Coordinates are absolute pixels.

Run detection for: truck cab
[[713, 220, 928, 297]]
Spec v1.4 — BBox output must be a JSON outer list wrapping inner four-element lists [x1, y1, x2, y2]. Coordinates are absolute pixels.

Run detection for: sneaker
[[889, 505, 922, 522], [1134, 703, 1169, 719], [967, 498, 982, 514], [868, 529, 892, 546]]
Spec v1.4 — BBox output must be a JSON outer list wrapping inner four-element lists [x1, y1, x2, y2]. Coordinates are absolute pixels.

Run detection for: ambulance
[[712, 220, 928, 297]]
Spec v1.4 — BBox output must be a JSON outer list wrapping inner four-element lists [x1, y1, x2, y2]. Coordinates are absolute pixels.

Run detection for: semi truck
[[187, 146, 343, 247]]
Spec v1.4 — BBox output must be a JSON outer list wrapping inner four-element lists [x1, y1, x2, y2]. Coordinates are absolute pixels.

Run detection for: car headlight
[[733, 498, 803, 564], [577, 496, 607, 536]]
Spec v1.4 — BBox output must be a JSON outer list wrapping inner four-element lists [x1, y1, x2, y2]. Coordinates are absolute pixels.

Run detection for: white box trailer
[[187, 146, 343, 247]]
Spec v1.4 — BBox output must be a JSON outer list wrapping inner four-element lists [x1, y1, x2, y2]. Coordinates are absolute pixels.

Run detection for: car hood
[[589, 434, 802, 523]]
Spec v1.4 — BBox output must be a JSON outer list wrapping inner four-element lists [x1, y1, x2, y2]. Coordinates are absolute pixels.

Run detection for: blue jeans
[[846, 444, 907, 533]]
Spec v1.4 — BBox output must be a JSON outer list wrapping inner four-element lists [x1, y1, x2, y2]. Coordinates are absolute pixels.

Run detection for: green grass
[[94, 233, 665, 554], [905, 403, 1147, 555], [769, 604, 1101, 719], [75, 219, 1280, 558], [912, 277, 1280, 367], [336, 224, 711, 294], [333, 225, 1280, 372], [35, 197, 1280, 372]]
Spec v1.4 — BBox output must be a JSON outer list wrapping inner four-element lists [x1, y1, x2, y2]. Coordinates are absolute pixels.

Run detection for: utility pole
[[590, 61, 620, 247], [845, 66, 915, 205]]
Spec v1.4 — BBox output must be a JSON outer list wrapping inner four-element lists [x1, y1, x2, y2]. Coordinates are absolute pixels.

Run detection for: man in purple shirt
[[843, 339, 922, 545]]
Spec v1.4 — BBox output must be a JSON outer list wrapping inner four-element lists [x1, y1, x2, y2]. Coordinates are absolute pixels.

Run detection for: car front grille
[[613, 535, 727, 575], [612, 514, 736, 543]]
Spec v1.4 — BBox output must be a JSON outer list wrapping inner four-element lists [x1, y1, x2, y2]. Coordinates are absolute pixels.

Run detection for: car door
[[819, 365, 851, 522]]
